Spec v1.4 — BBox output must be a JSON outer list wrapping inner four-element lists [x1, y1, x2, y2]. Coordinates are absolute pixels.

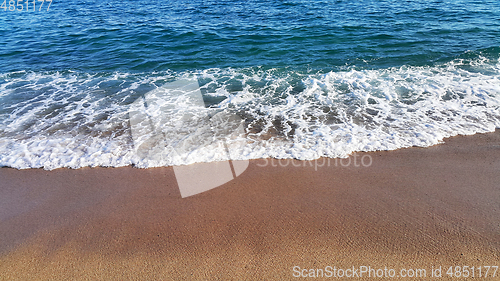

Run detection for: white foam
[[0, 59, 499, 169]]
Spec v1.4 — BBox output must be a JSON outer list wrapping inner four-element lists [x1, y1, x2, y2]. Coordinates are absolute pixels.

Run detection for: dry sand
[[1, 131, 499, 280]]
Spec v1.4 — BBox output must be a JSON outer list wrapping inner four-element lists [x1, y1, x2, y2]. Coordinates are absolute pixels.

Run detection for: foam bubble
[[0, 59, 499, 169]]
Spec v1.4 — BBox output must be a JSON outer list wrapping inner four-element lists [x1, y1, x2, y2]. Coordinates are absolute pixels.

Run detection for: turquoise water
[[1, 0, 500, 72], [1, 0, 499, 169]]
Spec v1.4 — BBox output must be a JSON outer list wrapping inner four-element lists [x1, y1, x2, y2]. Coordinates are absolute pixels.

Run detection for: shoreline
[[1, 130, 499, 279]]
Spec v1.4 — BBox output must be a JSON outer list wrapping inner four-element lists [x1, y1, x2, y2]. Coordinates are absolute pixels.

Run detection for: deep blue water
[[1, 0, 499, 169], [1, 0, 499, 72]]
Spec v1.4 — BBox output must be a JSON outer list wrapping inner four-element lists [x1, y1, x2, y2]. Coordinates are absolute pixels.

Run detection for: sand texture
[[1, 131, 499, 280]]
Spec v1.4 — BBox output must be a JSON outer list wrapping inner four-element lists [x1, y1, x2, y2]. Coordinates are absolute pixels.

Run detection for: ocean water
[[0, 0, 499, 169]]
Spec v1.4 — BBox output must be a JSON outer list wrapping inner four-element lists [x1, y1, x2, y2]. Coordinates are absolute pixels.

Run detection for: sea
[[1, 0, 499, 169]]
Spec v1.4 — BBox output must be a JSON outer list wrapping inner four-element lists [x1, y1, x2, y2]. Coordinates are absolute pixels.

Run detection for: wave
[[0, 57, 499, 169]]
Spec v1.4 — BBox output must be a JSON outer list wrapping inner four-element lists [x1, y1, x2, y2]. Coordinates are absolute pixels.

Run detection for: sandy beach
[[1, 131, 499, 280]]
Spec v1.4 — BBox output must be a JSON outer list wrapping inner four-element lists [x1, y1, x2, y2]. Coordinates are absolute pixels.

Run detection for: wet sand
[[1, 131, 499, 280]]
